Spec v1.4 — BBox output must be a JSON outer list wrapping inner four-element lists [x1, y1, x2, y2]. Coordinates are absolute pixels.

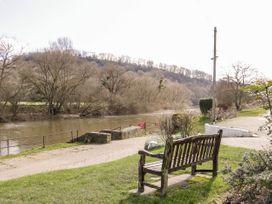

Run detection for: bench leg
[[191, 164, 196, 176], [161, 172, 168, 196], [212, 156, 218, 177], [138, 171, 145, 193], [138, 155, 145, 193]]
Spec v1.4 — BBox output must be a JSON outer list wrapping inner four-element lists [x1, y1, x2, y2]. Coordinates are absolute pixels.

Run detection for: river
[[0, 110, 174, 155]]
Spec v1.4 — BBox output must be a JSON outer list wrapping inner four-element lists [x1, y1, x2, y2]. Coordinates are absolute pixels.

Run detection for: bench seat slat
[[172, 144, 180, 168], [144, 161, 162, 168], [209, 138, 216, 158], [143, 166, 162, 175], [209, 138, 214, 158], [169, 157, 214, 172], [177, 143, 183, 167], [180, 142, 188, 166], [202, 138, 209, 160], [197, 139, 205, 162], [185, 142, 192, 165], [143, 155, 215, 172]]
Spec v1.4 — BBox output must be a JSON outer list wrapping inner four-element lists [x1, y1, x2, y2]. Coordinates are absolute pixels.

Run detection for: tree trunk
[[48, 102, 55, 115], [0, 100, 8, 116], [11, 101, 19, 118], [265, 87, 272, 116]]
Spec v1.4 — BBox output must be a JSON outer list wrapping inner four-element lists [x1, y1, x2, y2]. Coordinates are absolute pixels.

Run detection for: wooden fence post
[[42, 136, 45, 148], [144, 121, 147, 134], [7, 139, 9, 156], [71, 131, 74, 142]]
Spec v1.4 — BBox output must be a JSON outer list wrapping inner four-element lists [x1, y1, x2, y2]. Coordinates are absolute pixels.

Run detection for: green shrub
[[199, 98, 213, 115], [159, 113, 196, 143], [171, 112, 196, 137], [225, 149, 272, 203]]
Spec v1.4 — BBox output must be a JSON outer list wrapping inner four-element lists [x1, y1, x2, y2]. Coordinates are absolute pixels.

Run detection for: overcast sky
[[1, 0, 272, 78]]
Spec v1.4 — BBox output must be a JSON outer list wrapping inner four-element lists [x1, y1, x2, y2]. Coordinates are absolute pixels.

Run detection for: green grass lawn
[[237, 107, 267, 117], [195, 115, 211, 133], [0, 145, 248, 204]]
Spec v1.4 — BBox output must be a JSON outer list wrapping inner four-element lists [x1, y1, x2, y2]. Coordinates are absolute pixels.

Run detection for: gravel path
[[0, 136, 149, 181], [0, 116, 270, 182], [218, 116, 271, 150]]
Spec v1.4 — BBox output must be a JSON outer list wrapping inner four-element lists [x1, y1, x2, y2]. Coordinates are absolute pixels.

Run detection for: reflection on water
[[0, 139, 20, 155], [0, 111, 173, 155]]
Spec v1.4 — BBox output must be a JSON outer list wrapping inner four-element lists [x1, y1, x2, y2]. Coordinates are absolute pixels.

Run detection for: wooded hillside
[[0, 37, 211, 121]]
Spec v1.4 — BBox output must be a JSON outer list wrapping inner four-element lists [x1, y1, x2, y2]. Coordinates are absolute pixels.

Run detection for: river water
[[0, 111, 173, 155]]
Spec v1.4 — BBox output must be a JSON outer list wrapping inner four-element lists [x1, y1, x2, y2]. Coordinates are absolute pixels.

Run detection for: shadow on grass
[[120, 176, 219, 204]]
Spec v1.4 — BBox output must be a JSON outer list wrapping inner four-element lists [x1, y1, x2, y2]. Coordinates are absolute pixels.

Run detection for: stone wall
[[100, 126, 144, 140], [74, 125, 144, 144], [205, 123, 254, 137], [75, 132, 111, 144]]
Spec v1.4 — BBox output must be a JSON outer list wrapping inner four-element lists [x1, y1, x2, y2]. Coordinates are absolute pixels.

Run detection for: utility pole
[[212, 27, 217, 123]]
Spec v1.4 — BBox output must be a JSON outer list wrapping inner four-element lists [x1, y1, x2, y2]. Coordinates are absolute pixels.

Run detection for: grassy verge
[[0, 145, 248, 204], [237, 107, 267, 117], [0, 142, 81, 160], [195, 115, 211, 133], [194, 107, 266, 132]]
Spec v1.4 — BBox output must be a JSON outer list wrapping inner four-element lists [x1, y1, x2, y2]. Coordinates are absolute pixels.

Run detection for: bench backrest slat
[[163, 131, 222, 171]]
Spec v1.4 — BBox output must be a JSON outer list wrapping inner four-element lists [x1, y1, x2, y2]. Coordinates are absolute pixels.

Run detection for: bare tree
[[130, 76, 158, 106], [161, 82, 192, 110], [100, 65, 129, 99], [146, 60, 154, 68], [123, 75, 191, 113], [78, 76, 108, 117], [0, 38, 17, 92], [0, 37, 22, 116], [49, 37, 73, 52], [226, 62, 256, 111], [3, 69, 28, 118], [24, 38, 91, 115], [216, 79, 235, 109]]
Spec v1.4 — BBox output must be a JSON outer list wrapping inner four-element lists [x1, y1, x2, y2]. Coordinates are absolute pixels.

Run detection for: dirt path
[[0, 136, 150, 181], [218, 116, 271, 150]]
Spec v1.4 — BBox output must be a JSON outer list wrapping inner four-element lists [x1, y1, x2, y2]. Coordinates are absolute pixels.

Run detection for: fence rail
[[0, 129, 80, 156]]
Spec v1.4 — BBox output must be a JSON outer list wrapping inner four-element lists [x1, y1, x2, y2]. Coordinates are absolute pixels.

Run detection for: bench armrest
[[138, 150, 164, 159]]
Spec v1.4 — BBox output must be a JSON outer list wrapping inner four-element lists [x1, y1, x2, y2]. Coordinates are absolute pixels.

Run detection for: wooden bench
[[138, 130, 223, 195]]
